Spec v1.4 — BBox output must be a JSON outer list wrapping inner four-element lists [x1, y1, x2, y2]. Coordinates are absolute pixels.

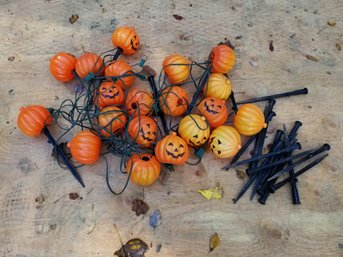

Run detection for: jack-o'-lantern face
[[165, 141, 186, 159], [209, 136, 223, 156], [198, 97, 228, 128], [97, 81, 125, 108], [140, 123, 156, 143], [130, 34, 139, 51], [189, 134, 208, 147], [204, 98, 222, 114], [112, 27, 140, 55]]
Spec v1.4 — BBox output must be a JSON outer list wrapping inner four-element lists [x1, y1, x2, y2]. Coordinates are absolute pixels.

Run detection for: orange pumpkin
[[75, 52, 104, 79], [210, 44, 235, 74], [50, 52, 77, 82], [198, 97, 228, 128], [98, 106, 127, 137], [234, 104, 267, 136], [128, 116, 157, 147], [154, 132, 189, 165], [159, 86, 190, 116], [126, 153, 161, 186], [97, 81, 125, 108], [162, 54, 190, 84], [17, 105, 53, 137], [203, 73, 232, 100], [209, 126, 241, 158], [104, 60, 135, 89], [125, 88, 154, 116], [112, 26, 140, 55], [67, 131, 101, 164]]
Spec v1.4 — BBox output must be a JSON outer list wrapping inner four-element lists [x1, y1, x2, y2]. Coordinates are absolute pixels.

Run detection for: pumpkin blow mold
[[209, 126, 241, 159], [154, 132, 189, 165], [178, 114, 210, 147], [112, 26, 140, 56], [198, 97, 228, 128], [234, 104, 267, 136]]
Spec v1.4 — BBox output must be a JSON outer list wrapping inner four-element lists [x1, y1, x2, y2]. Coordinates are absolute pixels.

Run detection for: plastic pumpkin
[[112, 26, 140, 55], [50, 52, 77, 82], [209, 126, 241, 158], [67, 131, 101, 164], [128, 116, 157, 147], [178, 114, 210, 147], [162, 54, 190, 84], [97, 81, 125, 108], [98, 106, 127, 137], [159, 86, 190, 116], [105, 60, 134, 89], [125, 88, 154, 116], [203, 73, 232, 100], [234, 104, 267, 136], [75, 52, 104, 79], [154, 132, 189, 165], [198, 97, 228, 128], [210, 44, 235, 74], [17, 105, 53, 137], [126, 153, 161, 186]]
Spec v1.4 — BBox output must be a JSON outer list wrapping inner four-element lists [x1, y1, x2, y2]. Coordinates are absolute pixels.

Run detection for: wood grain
[[0, 0, 342, 256]]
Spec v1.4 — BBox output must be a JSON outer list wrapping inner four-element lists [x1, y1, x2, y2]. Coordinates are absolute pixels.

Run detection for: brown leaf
[[173, 14, 184, 20], [132, 199, 149, 216], [305, 54, 318, 62], [235, 168, 247, 180], [336, 43, 342, 51], [69, 14, 79, 24], [69, 192, 79, 200], [115, 238, 149, 257], [209, 233, 220, 252], [269, 40, 274, 52]]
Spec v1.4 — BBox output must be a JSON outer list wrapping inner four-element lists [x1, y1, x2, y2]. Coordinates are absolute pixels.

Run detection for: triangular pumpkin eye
[[146, 123, 151, 128], [168, 142, 174, 146], [193, 134, 198, 138]]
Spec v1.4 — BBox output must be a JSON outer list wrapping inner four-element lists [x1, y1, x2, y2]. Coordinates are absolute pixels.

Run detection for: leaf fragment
[[198, 184, 223, 200], [209, 232, 220, 252]]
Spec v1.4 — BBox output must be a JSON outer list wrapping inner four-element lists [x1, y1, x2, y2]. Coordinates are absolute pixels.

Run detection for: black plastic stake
[[113, 48, 123, 60], [43, 127, 85, 187]]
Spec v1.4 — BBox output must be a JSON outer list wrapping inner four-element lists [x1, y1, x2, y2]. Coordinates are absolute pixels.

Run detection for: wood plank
[[0, 0, 342, 256]]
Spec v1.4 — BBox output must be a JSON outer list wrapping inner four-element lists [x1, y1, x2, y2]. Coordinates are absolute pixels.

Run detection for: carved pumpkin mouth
[[166, 150, 185, 159], [204, 100, 221, 114], [189, 134, 208, 146], [102, 90, 119, 99]]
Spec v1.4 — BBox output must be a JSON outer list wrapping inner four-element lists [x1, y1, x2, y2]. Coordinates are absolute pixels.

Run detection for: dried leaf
[[269, 40, 274, 52], [69, 14, 79, 24], [173, 14, 184, 20], [327, 19, 336, 26], [235, 169, 247, 180], [114, 238, 149, 257], [336, 43, 342, 51], [69, 192, 80, 200], [305, 54, 318, 62], [209, 233, 220, 252], [198, 184, 223, 200], [149, 210, 162, 229], [132, 199, 149, 216]]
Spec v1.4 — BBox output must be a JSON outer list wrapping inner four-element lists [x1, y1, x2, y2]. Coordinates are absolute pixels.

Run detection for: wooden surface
[[1, 0, 343, 256]]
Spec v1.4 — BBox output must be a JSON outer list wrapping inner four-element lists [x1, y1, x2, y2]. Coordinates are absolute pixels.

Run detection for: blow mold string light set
[[17, 26, 329, 204]]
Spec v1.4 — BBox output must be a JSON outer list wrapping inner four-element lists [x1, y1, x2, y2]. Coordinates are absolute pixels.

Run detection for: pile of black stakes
[[222, 88, 331, 205]]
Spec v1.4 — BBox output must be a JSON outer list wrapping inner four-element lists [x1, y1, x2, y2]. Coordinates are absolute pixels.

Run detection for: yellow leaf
[[197, 184, 223, 200], [209, 232, 220, 252]]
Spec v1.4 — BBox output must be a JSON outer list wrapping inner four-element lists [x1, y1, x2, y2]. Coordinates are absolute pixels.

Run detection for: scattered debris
[[49, 223, 57, 230], [149, 210, 162, 229], [156, 244, 162, 252], [236, 168, 247, 180], [54, 96, 59, 100], [327, 19, 336, 27], [209, 232, 220, 252], [235, 35, 242, 40], [69, 14, 79, 24], [8, 89, 14, 95], [198, 184, 223, 200], [305, 54, 318, 62], [173, 14, 184, 20], [69, 192, 80, 200], [336, 43, 342, 51], [115, 238, 149, 257], [249, 57, 258, 67], [132, 199, 149, 216], [35, 194, 45, 204], [269, 40, 274, 52], [195, 162, 206, 177], [8, 56, 15, 61]]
